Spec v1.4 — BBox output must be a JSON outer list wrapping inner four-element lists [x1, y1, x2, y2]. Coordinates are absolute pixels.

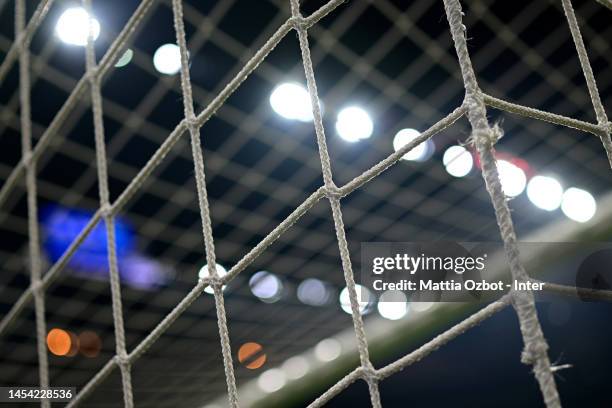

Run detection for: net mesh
[[1, 0, 612, 406]]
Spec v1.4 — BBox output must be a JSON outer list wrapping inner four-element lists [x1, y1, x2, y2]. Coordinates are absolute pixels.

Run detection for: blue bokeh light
[[41, 205, 169, 289], [42, 205, 134, 269]]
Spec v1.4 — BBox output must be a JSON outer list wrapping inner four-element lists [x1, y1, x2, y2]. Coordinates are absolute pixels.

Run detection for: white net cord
[[171, 0, 240, 405], [16, 1, 50, 407], [290, 0, 383, 405], [443, 0, 560, 405], [83, 0, 134, 405], [560, 0, 612, 168]]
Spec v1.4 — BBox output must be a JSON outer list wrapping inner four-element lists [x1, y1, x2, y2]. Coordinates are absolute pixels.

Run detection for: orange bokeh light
[[238, 342, 266, 370], [46, 328, 72, 356]]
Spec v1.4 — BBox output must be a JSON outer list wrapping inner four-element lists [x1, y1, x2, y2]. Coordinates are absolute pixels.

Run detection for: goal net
[[1, 0, 611, 407]]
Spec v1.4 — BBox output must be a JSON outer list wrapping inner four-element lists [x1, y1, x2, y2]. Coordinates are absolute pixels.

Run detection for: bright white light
[[115, 49, 133, 68], [336, 106, 373, 142], [339, 284, 372, 315], [297, 278, 331, 306], [258, 368, 286, 393], [377, 291, 408, 320], [249, 271, 283, 302], [314, 338, 342, 362], [443, 145, 473, 177], [282, 356, 310, 380], [393, 128, 433, 162], [269, 83, 313, 122], [198, 263, 227, 294], [153, 43, 182, 75], [561, 187, 596, 223], [55, 8, 100, 46], [497, 160, 526, 197], [527, 175, 563, 211]]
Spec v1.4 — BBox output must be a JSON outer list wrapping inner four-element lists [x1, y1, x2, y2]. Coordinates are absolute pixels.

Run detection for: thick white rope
[[560, 0, 612, 168], [290, 0, 382, 406], [442, 0, 561, 407], [83, 0, 133, 406], [340, 106, 466, 195], [482, 94, 602, 136], [16, 1, 49, 406], [171, 0, 239, 405]]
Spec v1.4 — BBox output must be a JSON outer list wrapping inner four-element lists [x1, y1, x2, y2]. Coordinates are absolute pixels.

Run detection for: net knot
[[186, 115, 199, 130], [324, 184, 343, 200], [290, 15, 307, 30], [200, 276, 224, 293], [198, 276, 213, 290], [22, 151, 33, 168], [30, 280, 43, 295], [361, 365, 379, 382], [100, 203, 113, 218], [114, 353, 130, 368], [211, 276, 225, 287], [87, 67, 99, 82]]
